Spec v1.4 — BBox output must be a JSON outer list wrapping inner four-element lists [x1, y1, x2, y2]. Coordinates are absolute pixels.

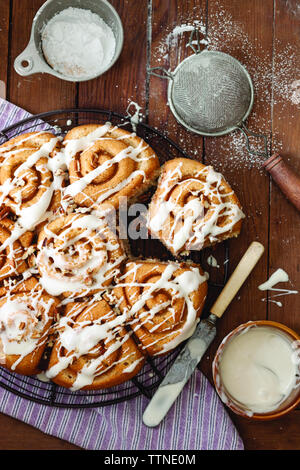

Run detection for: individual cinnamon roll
[[37, 213, 126, 298], [113, 260, 208, 356], [0, 132, 64, 230], [47, 297, 145, 390], [0, 277, 58, 375], [147, 158, 245, 256], [64, 124, 160, 211], [0, 218, 33, 281]]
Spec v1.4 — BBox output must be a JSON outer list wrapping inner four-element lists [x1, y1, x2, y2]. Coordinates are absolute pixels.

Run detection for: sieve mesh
[[169, 51, 253, 135]]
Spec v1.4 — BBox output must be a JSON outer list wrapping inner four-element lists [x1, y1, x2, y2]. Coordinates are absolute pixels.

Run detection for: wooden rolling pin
[[263, 154, 300, 211]]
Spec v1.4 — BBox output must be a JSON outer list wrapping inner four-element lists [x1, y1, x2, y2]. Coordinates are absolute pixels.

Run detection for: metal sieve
[[150, 28, 300, 212], [150, 28, 268, 157]]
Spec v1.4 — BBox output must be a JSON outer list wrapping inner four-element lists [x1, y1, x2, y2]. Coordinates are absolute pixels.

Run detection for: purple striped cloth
[[0, 98, 244, 450]]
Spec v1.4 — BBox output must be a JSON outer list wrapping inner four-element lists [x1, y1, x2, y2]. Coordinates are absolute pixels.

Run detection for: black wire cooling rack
[[0, 108, 230, 408]]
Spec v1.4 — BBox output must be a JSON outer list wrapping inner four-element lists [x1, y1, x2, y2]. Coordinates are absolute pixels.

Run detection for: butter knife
[[143, 241, 265, 427]]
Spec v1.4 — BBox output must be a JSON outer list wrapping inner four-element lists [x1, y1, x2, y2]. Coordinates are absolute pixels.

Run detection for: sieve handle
[[188, 27, 202, 54], [148, 67, 173, 80], [263, 154, 300, 212], [238, 123, 268, 158]]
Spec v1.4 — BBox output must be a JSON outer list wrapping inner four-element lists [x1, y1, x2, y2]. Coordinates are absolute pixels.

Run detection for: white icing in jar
[[213, 321, 300, 418]]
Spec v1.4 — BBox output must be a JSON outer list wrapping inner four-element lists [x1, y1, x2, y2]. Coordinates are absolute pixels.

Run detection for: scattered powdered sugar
[[151, 7, 300, 171], [155, 20, 208, 63], [167, 22, 208, 48], [206, 131, 268, 175], [291, 80, 300, 105], [41, 7, 116, 79], [272, 43, 300, 107]]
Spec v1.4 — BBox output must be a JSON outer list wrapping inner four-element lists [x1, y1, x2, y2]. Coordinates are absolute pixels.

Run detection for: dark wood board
[[0, 0, 299, 451], [204, 0, 273, 337], [149, 0, 206, 154], [0, 413, 78, 450], [8, 0, 76, 111], [269, 0, 300, 331], [78, 0, 149, 113], [0, 0, 10, 99]]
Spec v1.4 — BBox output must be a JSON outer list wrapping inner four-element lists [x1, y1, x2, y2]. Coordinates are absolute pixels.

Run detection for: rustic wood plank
[[0, 414, 79, 450], [268, 0, 300, 330], [232, 409, 300, 450], [0, 0, 299, 452], [78, 0, 149, 113], [202, 0, 274, 378], [149, 0, 206, 155], [8, 0, 76, 113], [0, 0, 10, 99], [148, 1, 215, 264]]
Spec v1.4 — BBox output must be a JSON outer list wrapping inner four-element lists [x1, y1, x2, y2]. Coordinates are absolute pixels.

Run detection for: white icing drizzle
[[207, 255, 220, 268], [45, 260, 207, 389], [0, 123, 156, 264], [0, 134, 61, 227], [0, 127, 217, 389], [258, 268, 298, 307], [65, 143, 146, 197], [115, 262, 208, 355], [0, 132, 68, 263], [262, 298, 283, 308], [126, 101, 142, 132], [37, 213, 125, 297], [46, 299, 143, 390], [63, 122, 157, 211], [63, 123, 112, 166], [36, 371, 51, 382], [0, 285, 54, 370], [147, 161, 245, 254]]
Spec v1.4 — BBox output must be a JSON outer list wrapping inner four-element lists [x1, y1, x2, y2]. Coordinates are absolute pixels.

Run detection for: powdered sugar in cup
[[41, 7, 116, 79], [14, 0, 124, 82]]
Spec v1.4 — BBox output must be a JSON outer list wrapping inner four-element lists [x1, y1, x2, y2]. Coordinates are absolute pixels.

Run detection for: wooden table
[[0, 0, 299, 451]]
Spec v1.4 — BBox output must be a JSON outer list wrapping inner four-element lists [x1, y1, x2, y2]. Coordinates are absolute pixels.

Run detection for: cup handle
[[14, 43, 44, 77]]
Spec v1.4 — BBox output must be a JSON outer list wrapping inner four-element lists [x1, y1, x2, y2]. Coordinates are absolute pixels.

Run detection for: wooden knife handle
[[210, 242, 265, 318], [263, 154, 300, 211]]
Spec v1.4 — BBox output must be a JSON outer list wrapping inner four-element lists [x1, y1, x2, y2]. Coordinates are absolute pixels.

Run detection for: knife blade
[[143, 314, 217, 427]]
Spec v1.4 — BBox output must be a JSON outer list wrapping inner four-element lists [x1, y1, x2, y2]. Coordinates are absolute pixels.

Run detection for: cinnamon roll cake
[[64, 124, 160, 212], [47, 260, 207, 388], [0, 217, 33, 281], [0, 277, 58, 375], [113, 260, 208, 356], [0, 124, 243, 390], [37, 213, 126, 298], [47, 298, 145, 390], [0, 132, 64, 229], [147, 158, 245, 256]]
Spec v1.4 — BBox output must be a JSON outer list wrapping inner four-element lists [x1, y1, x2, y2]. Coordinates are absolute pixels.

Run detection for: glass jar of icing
[[213, 321, 300, 420]]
